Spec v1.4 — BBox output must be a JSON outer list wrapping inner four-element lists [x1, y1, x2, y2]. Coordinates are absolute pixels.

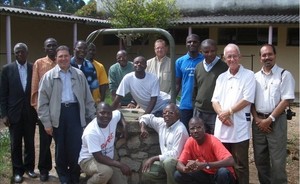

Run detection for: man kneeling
[[174, 117, 236, 184], [78, 102, 131, 184]]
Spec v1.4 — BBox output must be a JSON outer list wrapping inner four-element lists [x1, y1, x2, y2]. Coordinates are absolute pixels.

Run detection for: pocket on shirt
[[162, 72, 171, 81], [269, 80, 280, 98]]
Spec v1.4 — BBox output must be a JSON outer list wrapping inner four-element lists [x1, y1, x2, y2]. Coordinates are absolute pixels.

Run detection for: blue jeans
[[174, 167, 236, 184]]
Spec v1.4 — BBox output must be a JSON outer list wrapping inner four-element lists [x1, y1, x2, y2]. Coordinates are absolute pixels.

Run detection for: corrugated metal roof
[[174, 15, 299, 25], [0, 6, 109, 25], [1, 6, 298, 26]]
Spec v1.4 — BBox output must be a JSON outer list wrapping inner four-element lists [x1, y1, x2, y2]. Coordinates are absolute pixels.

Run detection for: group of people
[[0, 32, 295, 184]]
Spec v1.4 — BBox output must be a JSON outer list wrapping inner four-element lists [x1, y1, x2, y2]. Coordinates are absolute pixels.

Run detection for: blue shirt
[[176, 53, 204, 110], [70, 57, 99, 91]]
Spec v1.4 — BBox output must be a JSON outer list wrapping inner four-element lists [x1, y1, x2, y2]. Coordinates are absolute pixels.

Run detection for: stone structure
[[116, 108, 160, 184]]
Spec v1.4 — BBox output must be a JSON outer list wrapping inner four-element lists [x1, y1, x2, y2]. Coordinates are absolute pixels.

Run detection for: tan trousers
[[79, 157, 127, 184]]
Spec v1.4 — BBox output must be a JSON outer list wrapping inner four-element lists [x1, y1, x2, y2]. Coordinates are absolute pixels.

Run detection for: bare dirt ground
[[1, 106, 299, 184]]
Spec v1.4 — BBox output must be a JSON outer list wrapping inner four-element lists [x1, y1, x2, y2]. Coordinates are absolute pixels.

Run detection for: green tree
[[75, 0, 103, 18], [1, 0, 85, 13], [101, 0, 180, 29]]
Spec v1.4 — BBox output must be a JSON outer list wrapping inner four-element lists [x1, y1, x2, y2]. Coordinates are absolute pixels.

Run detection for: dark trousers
[[37, 120, 53, 175], [174, 167, 236, 184], [223, 140, 249, 184], [193, 110, 217, 134], [179, 109, 193, 133], [9, 110, 36, 175], [252, 113, 287, 184], [53, 104, 83, 183]]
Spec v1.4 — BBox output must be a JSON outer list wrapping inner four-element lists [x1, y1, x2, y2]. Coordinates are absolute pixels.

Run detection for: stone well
[[116, 108, 160, 184]]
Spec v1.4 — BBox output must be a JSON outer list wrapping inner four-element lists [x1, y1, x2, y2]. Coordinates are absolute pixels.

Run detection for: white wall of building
[[97, 0, 299, 13]]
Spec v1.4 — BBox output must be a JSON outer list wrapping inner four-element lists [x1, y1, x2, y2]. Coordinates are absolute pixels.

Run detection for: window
[[287, 28, 299, 46], [218, 28, 278, 45], [103, 34, 119, 45], [103, 34, 149, 46], [168, 28, 209, 44]]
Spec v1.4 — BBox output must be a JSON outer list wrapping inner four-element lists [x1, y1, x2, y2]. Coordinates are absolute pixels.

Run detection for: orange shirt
[[31, 56, 56, 110]]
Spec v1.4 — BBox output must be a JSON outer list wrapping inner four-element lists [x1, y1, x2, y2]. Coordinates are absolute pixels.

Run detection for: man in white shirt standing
[[251, 44, 295, 184], [146, 39, 171, 94], [139, 103, 189, 184], [211, 43, 256, 184]]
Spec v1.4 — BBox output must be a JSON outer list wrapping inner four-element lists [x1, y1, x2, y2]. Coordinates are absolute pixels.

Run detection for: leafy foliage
[[1, 0, 86, 13], [0, 130, 11, 183], [101, 0, 180, 29], [75, 0, 103, 18]]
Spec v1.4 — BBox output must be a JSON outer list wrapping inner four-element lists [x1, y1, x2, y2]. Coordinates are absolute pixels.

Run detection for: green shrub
[[0, 130, 12, 183]]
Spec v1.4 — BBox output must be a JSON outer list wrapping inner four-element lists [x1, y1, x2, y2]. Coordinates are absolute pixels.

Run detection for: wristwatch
[[269, 115, 275, 122], [205, 162, 210, 170]]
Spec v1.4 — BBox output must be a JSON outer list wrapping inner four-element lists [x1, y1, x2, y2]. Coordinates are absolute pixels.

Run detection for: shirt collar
[[260, 64, 278, 75], [226, 64, 243, 79], [16, 60, 27, 68], [203, 56, 219, 66], [167, 119, 181, 130]]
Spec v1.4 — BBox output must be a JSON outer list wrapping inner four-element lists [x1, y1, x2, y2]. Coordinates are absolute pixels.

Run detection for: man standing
[[0, 43, 38, 183], [38, 45, 96, 184], [112, 56, 170, 117], [31, 37, 57, 181], [146, 39, 171, 94], [86, 43, 109, 103], [174, 117, 236, 184], [251, 44, 295, 184], [139, 103, 189, 184], [193, 39, 228, 134], [108, 50, 134, 106], [79, 102, 131, 184], [70, 40, 100, 103], [176, 34, 204, 130], [211, 43, 256, 184]]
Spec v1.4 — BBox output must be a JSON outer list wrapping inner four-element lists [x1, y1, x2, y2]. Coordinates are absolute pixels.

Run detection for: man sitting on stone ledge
[[78, 102, 132, 184], [112, 56, 170, 117], [139, 103, 189, 184]]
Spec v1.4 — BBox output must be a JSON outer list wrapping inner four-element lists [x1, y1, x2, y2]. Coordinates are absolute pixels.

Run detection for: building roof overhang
[[1, 6, 298, 27], [173, 15, 299, 25], [0, 6, 110, 26]]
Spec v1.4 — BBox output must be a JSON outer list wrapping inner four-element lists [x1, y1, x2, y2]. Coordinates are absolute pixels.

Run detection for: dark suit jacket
[[0, 61, 37, 124]]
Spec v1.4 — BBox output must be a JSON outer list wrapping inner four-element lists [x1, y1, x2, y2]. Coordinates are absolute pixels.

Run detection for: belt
[[256, 112, 271, 119], [61, 102, 78, 108]]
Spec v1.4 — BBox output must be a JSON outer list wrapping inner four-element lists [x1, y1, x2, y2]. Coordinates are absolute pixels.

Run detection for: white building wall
[[97, 0, 299, 13], [175, 0, 298, 12]]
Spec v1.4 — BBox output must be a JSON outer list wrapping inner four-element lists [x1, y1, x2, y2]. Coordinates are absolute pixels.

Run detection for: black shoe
[[14, 174, 23, 183], [40, 173, 49, 182], [26, 170, 38, 178]]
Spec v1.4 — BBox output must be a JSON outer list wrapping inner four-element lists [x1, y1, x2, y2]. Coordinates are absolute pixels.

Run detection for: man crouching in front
[[78, 102, 132, 184]]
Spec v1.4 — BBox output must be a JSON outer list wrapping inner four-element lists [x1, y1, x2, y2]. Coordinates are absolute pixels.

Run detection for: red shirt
[[179, 133, 235, 177]]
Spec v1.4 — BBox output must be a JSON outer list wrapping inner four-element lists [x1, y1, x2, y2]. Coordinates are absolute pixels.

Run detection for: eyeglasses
[[224, 55, 239, 60]]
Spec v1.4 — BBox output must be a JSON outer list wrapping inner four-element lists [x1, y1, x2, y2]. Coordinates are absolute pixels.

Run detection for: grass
[[0, 129, 12, 183]]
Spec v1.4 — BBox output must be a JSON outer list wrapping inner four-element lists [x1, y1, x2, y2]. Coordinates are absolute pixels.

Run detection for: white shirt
[[254, 64, 295, 113], [116, 72, 170, 113], [211, 65, 256, 143], [78, 110, 121, 163], [203, 56, 220, 72], [16, 61, 27, 91], [139, 114, 189, 161]]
